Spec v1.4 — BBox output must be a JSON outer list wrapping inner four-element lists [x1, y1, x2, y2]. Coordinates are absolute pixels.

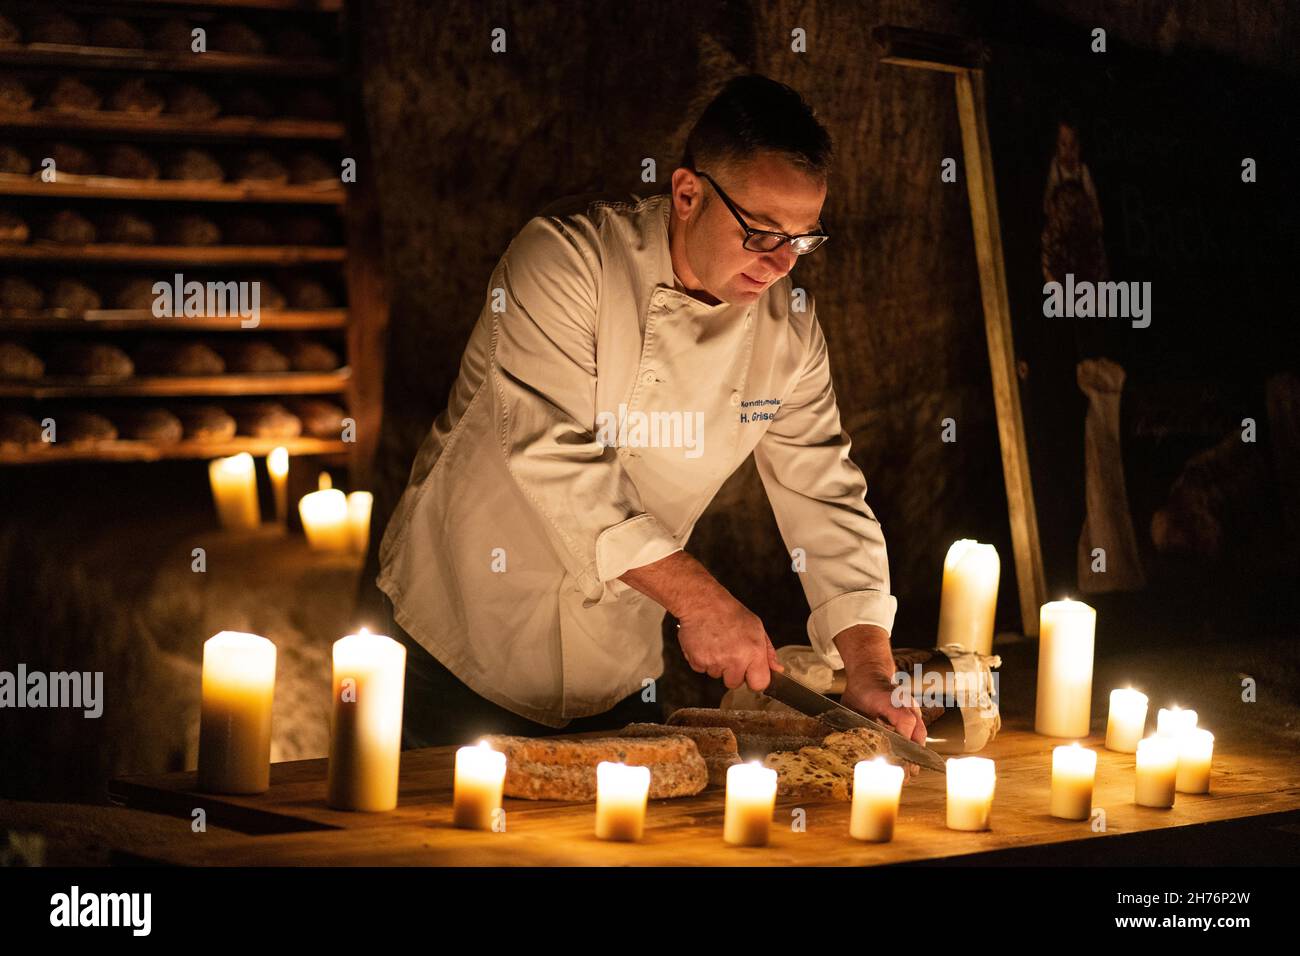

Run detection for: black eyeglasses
[[694, 170, 829, 255]]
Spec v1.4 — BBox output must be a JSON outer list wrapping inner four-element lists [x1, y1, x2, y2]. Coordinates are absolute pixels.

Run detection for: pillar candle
[[453, 741, 506, 830], [327, 629, 406, 812], [850, 757, 905, 842], [298, 472, 350, 552], [1135, 736, 1178, 808], [347, 491, 373, 555], [723, 762, 777, 847], [1176, 729, 1214, 794], [946, 756, 996, 831], [267, 446, 289, 526], [1105, 688, 1149, 753], [197, 631, 276, 794], [208, 452, 260, 530], [936, 539, 1001, 655], [1034, 599, 1096, 737], [1050, 743, 1097, 821], [1156, 706, 1198, 739], [594, 761, 651, 841]]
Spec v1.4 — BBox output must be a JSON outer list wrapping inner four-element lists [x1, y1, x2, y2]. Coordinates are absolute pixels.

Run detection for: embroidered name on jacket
[[595, 404, 705, 459], [739, 397, 781, 424]]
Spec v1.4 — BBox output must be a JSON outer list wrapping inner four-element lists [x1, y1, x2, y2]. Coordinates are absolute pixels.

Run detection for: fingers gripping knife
[[762, 671, 948, 774]]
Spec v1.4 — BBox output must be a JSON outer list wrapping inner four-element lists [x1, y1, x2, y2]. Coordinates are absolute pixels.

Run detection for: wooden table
[[109, 715, 1300, 865]]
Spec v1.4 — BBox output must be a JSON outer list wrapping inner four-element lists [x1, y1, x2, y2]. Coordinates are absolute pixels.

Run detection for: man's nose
[[761, 245, 798, 277]]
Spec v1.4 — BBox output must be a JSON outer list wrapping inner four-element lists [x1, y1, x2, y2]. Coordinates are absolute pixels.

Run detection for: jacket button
[[641, 369, 656, 385], [730, 391, 741, 406]]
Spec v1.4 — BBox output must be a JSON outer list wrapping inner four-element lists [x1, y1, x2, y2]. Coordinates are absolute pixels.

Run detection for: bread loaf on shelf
[[45, 77, 102, 113], [109, 78, 165, 116], [28, 12, 86, 46], [54, 410, 118, 443], [48, 341, 134, 380], [40, 209, 96, 244], [481, 733, 709, 801], [233, 149, 288, 185], [166, 84, 221, 120], [149, 17, 192, 53], [0, 341, 44, 380], [160, 214, 221, 246], [0, 276, 44, 309], [99, 211, 156, 245], [101, 143, 160, 180], [90, 17, 146, 50], [220, 340, 289, 373], [0, 78, 34, 113], [47, 143, 98, 176], [175, 404, 236, 442], [113, 407, 183, 442], [285, 339, 339, 372], [288, 398, 345, 438], [0, 13, 21, 45], [211, 21, 266, 55], [164, 148, 223, 182], [0, 145, 31, 175], [133, 341, 225, 377], [232, 401, 301, 439], [0, 411, 42, 446], [48, 278, 102, 313], [0, 211, 29, 243]]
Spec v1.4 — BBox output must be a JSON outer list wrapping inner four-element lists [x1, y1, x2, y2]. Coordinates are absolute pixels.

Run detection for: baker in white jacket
[[378, 75, 927, 748]]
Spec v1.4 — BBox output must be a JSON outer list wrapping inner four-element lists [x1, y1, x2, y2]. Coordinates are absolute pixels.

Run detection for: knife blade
[[763, 671, 947, 774]]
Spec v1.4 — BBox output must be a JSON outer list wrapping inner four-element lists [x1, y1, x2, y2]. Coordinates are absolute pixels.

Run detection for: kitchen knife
[[763, 670, 947, 774]]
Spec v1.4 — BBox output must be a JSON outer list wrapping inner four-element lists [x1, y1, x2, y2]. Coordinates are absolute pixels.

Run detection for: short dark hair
[[681, 74, 833, 179]]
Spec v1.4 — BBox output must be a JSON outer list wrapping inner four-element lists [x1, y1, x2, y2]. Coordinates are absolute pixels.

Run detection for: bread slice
[[762, 751, 850, 801]]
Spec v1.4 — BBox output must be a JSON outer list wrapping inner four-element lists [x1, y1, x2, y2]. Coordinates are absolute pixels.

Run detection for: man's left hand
[[833, 624, 928, 764]]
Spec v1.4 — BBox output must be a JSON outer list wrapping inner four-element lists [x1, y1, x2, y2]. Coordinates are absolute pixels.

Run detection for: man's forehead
[[719, 161, 825, 232]]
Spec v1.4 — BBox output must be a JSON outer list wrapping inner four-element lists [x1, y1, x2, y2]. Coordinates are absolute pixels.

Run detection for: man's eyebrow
[[735, 199, 820, 234]]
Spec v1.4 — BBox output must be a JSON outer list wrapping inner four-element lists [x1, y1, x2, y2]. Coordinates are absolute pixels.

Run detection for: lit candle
[[1050, 743, 1097, 821], [723, 762, 777, 847], [946, 756, 996, 831], [197, 631, 276, 794], [453, 741, 506, 830], [346, 490, 373, 555], [1176, 729, 1214, 794], [327, 629, 406, 812], [267, 446, 289, 526], [1135, 736, 1178, 808], [1156, 706, 1198, 739], [298, 472, 350, 552], [208, 452, 260, 530], [850, 757, 905, 842], [594, 761, 651, 841], [936, 539, 1001, 655], [1105, 688, 1149, 753], [1034, 599, 1096, 737]]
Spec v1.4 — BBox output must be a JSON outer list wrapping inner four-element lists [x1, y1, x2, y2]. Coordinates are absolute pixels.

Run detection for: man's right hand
[[619, 550, 783, 693], [676, 593, 784, 692]]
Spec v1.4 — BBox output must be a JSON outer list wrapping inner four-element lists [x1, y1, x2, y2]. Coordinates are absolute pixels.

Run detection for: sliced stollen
[[762, 751, 850, 801], [480, 733, 707, 802]]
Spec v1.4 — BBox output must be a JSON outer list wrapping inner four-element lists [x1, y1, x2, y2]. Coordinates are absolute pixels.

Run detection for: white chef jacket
[[377, 191, 896, 728]]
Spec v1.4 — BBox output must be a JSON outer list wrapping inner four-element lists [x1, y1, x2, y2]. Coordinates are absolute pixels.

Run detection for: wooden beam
[[873, 25, 985, 73], [954, 68, 1048, 635]]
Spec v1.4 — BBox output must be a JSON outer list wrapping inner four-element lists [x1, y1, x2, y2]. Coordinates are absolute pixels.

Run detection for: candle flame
[[318, 471, 332, 491]]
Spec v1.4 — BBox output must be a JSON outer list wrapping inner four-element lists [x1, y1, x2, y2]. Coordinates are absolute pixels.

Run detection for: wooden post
[[875, 27, 1048, 634]]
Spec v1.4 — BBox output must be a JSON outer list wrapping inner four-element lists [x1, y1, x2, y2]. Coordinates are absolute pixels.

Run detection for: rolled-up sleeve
[[752, 307, 897, 670], [489, 215, 681, 606]]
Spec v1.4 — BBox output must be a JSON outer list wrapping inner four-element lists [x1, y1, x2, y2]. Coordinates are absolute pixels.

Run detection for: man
[[378, 74, 926, 749]]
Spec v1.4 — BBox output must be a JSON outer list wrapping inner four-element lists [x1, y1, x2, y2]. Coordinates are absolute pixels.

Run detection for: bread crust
[[481, 733, 708, 801]]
